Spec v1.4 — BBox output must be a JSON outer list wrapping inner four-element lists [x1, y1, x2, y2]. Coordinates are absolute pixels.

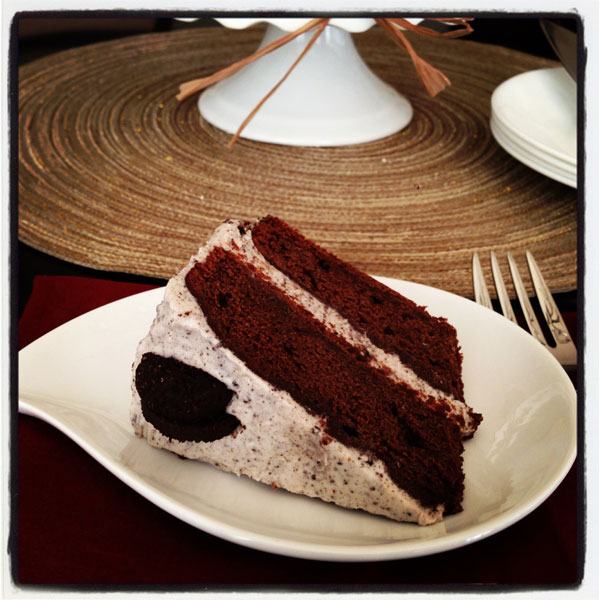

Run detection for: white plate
[[18, 279, 577, 562], [490, 113, 577, 188], [490, 67, 577, 187]]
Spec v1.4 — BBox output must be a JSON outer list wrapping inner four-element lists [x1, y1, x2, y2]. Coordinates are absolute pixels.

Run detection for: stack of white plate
[[490, 67, 577, 188]]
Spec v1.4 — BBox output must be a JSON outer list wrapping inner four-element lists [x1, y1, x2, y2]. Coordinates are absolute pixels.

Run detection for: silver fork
[[472, 250, 577, 367]]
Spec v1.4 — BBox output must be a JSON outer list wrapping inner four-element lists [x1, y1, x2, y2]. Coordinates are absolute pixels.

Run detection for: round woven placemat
[[18, 25, 577, 297]]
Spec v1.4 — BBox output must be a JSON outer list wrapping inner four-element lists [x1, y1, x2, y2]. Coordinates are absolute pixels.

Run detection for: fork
[[472, 250, 577, 367]]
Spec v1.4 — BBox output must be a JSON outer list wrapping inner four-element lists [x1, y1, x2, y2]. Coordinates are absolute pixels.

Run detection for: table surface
[[13, 16, 583, 592]]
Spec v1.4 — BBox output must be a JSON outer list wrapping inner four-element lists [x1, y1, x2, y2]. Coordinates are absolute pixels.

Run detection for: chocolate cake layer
[[252, 216, 466, 403], [185, 247, 464, 512]]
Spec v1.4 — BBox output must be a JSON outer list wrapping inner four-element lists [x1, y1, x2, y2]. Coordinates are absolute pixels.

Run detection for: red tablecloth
[[16, 276, 581, 588]]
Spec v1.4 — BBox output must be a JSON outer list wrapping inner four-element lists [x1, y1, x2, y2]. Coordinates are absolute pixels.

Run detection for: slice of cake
[[131, 216, 481, 525]]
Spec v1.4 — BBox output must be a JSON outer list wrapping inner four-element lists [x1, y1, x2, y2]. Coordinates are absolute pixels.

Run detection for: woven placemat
[[18, 25, 577, 297]]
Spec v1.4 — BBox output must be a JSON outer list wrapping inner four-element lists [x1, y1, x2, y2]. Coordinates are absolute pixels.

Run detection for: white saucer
[[490, 112, 576, 188], [490, 67, 577, 188], [198, 18, 414, 146]]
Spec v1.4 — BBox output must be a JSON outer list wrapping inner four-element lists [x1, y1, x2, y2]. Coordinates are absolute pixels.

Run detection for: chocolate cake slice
[[131, 216, 481, 524]]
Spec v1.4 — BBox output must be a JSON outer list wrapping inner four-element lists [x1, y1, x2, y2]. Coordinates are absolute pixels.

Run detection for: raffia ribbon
[[177, 17, 473, 146]]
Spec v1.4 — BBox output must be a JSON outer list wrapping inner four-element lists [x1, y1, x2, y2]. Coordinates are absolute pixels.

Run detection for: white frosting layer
[[131, 220, 465, 525]]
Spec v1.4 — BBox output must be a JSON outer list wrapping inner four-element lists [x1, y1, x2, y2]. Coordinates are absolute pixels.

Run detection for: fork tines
[[472, 251, 577, 367]]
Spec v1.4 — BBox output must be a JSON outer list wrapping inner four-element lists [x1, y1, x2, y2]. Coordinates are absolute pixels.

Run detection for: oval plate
[[18, 278, 576, 562]]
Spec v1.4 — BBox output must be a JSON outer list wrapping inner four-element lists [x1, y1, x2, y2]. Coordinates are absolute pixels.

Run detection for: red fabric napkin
[[18, 275, 158, 350], [15, 276, 580, 587]]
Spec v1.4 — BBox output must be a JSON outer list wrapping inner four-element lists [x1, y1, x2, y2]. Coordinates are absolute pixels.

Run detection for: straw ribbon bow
[[177, 18, 473, 147]]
